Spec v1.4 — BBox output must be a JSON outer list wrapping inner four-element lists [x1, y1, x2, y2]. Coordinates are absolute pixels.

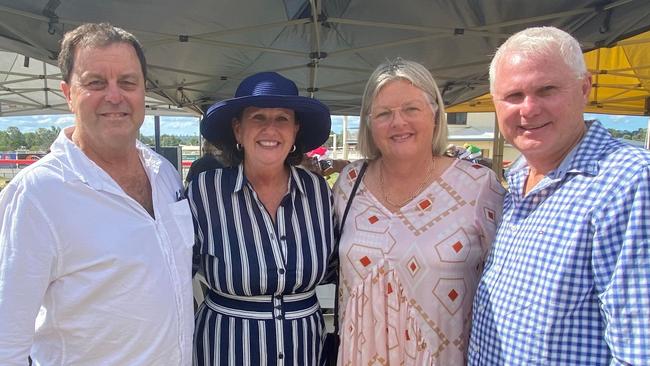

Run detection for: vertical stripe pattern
[[188, 164, 335, 366]]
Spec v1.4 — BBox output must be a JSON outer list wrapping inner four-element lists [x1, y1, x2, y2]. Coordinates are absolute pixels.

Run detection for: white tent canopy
[[1, 0, 650, 117]]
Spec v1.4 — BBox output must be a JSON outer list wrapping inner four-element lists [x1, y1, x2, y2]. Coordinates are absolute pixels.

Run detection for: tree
[[35, 126, 60, 150], [608, 128, 647, 142], [185, 136, 199, 146], [160, 134, 182, 146], [139, 134, 154, 145], [5, 127, 25, 149], [0, 130, 10, 151]]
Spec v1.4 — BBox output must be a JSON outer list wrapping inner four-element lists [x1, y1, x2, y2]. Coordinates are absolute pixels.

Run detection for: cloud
[[140, 116, 200, 136], [586, 113, 649, 132], [53, 115, 75, 127], [331, 115, 360, 133]]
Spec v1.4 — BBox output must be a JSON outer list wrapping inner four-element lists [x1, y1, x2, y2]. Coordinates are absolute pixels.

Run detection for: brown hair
[[58, 23, 146, 83]]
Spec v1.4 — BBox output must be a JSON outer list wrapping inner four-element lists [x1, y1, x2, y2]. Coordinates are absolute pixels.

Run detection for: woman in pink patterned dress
[[333, 59, 504, 365]]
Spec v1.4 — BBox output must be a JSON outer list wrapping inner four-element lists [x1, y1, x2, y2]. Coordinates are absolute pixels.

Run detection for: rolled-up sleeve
[[0, 183, 58, 365]]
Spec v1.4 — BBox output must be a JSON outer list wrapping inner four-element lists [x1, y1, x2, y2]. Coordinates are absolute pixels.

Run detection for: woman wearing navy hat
[[187, 72, 335, 365]]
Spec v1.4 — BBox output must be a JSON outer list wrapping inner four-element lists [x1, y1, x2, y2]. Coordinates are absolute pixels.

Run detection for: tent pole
[[492, 113, 504, 180], [154, 115, 161, 153], [342, 115, 349, 160], [646, 117, 650, 150]]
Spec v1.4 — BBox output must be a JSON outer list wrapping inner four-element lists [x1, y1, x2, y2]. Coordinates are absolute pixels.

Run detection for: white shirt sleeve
[[0, 182, 58, 365]]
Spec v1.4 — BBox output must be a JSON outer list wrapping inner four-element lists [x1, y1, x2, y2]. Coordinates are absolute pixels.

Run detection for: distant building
[[447, 112, 520, 164]]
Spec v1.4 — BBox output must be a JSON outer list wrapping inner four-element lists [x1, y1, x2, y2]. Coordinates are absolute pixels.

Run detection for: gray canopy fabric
[[0, 0, 649, 117], [0, 49, 191, 116]]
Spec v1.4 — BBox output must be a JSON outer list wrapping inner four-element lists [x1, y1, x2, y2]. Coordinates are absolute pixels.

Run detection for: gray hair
[[58, 23, 147, 83], [489, 27, 586, 93], [358, 58, 448, 159]]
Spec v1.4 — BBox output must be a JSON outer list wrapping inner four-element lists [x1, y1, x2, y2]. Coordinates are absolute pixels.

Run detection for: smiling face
[[233, 106, 300, 171], [61, 42, 146, 151], [369, 79, 436, 162], [492, 51, 591, 172]]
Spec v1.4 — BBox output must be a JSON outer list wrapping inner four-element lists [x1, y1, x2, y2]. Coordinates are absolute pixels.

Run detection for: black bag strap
[[333, 161, 368, 334]]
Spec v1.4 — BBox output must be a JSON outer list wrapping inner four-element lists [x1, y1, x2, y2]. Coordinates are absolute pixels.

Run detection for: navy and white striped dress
[[187, 164, 335, 366]]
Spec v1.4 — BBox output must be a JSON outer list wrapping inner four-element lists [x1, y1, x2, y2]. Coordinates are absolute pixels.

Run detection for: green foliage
[[0, 126, 200, 151], [139, 134, 154, 145], [0, 126, 60, 151], [608, 128, 647, 142], [138, 134, 199, 146]]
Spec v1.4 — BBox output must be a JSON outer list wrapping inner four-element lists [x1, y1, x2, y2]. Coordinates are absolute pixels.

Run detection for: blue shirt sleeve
[[592, 164, 650, 364]]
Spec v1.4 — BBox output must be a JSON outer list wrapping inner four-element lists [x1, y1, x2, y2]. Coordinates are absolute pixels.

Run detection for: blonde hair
[[358, 58, 447, 159]]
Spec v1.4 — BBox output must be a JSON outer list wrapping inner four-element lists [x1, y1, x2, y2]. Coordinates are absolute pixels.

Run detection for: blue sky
[[0, 113, 646, 135]]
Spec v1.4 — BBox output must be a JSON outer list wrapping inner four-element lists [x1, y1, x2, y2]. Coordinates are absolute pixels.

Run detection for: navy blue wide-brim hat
[[201, 72, 332, 152]]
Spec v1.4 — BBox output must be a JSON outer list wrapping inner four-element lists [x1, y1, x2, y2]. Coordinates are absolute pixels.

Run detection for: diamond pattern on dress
[[356, 207, 390, 234], [433, 278, 467, 315], [448, 289, 458, 301], [484, 207, 496, 223], [406, 256, 420, 277], [360, 256, 371, 267], [418, 198, 432, 211], [347, 168, 357, 181], [457, 160, 488, 180], [434, 228, 471, 263]]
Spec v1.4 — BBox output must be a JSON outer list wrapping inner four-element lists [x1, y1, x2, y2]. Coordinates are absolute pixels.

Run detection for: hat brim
[[201, 95, 332, 152]]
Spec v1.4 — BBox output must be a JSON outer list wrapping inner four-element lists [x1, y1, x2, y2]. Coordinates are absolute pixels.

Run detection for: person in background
[[333, 58, 504, 365], [185, 139, 224, 184], [469, 27, 650, 365], [300, 146, 349, 184], [0, 23, 194, 365], [187, 71, 335, 365]]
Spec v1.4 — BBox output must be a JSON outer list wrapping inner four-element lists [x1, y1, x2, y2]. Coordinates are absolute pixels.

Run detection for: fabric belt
[[204, 289, 320, 320]]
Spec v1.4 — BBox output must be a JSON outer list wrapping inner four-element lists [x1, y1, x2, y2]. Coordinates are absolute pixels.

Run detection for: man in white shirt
[[0, 23, 194, 365]]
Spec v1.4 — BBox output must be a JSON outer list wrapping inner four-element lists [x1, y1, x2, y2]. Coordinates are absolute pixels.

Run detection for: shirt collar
[[506, 120, 605, 183], [51, 126, 162, 190], [233, 163, 306, 195], [560, 120, 608, 177]]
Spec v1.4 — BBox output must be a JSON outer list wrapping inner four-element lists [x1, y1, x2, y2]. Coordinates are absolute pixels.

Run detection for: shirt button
[[278, 353, 284, 359], [277, 314, 284, 320], [280, 235, 287, 241], [278, 268, 285, 274]]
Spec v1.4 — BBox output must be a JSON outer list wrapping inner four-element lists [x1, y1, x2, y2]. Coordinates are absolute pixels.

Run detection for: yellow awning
[[447, 31, 650, 116]]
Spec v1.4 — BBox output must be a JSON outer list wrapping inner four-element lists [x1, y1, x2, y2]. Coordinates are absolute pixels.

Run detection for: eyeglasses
[[369, 100, 436, 125]]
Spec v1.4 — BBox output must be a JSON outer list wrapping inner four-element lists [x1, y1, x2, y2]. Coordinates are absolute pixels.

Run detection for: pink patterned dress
[[333, 159, 504, 365]]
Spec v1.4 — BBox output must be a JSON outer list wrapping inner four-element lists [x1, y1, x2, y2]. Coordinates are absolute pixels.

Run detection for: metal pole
[[42, 61, 49, 108], [646, 117, 650, 150], [342, 115, 349, 160], [154, 115, 161, 152], [491, 113, 504, 180]]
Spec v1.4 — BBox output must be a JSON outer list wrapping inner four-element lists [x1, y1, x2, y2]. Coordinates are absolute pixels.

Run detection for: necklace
[[379, 157, 435, 208]]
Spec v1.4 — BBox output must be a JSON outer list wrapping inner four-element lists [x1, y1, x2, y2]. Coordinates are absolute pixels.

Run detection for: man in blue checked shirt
[[469, 26, 650, 365]]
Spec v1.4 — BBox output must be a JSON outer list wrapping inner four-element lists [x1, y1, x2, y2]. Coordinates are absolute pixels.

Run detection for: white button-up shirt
[[0, 127, 194, 365]]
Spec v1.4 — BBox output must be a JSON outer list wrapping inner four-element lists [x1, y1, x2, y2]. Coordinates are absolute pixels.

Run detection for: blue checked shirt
[[469, 121, 650, 365]]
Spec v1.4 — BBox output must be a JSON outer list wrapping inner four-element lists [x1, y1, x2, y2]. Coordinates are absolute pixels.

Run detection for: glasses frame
[[368, 100, 438, 125]]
